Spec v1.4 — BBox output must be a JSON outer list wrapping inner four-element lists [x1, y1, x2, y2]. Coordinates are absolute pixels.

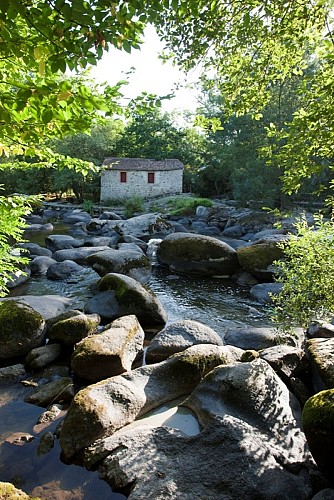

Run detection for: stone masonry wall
[[100, 169, 183, 201]]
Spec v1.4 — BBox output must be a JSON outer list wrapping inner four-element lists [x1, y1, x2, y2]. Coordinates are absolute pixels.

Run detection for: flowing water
[[0, 228, 272, 498]]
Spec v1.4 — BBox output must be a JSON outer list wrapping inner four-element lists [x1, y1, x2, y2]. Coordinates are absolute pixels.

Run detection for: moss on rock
[[0, 300, 46, 359], [302, 389, 334, 479]]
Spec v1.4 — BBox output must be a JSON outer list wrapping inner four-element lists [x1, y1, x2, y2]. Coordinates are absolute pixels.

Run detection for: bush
[[167, 197, 213, 216], [270, 213, 334, 331], [124, 196, 145, 218]]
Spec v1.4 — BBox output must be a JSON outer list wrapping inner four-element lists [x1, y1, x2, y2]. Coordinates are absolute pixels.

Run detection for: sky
[[90, 25, 201, 116]]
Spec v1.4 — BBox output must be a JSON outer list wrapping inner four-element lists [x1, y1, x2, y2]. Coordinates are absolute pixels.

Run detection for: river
[[0, 226, 272, 498]]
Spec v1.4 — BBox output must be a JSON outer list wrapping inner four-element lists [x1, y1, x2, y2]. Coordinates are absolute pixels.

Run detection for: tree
[[157, 0, 334, 195], [113, 109, 205, 190], [0, 0, 168, 296]]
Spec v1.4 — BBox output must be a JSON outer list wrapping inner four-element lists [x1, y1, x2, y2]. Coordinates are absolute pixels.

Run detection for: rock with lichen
[[302, 389, 334, 480], [0, 300, 46, 360], [71, 315, 144, 381]]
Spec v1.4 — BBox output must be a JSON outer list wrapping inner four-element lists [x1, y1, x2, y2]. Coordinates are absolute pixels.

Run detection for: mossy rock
[[302, 389, 334, 479], [48, 313, 101, 346], [236, 237, 286, 279], [0, 300, 46, 360], [157, 232, 239, 276], [96, 273, 167, 326], [0, 482, 39, 499]]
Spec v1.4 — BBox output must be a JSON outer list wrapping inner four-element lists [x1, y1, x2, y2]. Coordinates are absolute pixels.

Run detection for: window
[[120, 171, 127, 183], [148, 172, 155, 183]]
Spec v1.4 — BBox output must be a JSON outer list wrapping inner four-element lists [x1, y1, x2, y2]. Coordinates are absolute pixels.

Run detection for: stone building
[[100, 157, 184, 202]]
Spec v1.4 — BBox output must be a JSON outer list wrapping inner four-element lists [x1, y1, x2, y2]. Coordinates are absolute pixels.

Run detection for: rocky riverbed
[[1, 200, 334, 499]]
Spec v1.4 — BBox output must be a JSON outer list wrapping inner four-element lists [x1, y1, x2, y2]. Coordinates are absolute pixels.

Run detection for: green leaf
[[42, 109, 53, 124]]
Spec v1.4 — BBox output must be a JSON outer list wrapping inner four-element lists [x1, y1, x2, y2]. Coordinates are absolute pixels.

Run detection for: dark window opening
[[148, 172, 155, 183], [120, 171, 127, 183]]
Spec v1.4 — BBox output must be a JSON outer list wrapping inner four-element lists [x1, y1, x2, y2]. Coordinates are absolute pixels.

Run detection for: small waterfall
[[146, 238, 162, 264]]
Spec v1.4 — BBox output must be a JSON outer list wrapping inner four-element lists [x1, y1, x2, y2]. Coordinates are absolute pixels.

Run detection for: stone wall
[[100, 169, 183, 201]]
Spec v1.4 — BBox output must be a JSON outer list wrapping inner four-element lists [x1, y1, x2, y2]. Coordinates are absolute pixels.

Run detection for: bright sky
[[90, 25, 201, 116]]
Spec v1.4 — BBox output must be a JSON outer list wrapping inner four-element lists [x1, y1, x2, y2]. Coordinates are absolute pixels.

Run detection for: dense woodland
[[0, 0, 334, 324]]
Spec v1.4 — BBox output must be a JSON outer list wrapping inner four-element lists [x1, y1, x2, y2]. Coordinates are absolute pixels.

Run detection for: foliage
[[157, 0, 334, 195], [0, 192, 35, 296], [124, 196, 145, 218], [270, 214, 334, 331], [167, 196, 213, 215]]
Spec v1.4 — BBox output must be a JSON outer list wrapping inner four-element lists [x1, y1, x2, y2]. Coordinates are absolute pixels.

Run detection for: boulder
[[146, 319, 225, 362], [306, 338, 334, 389], [1, 294, 73, 319], [224, 325, 279, 350], [0, 364, 26, 383], [86, 248, 152, 284], [25, 344, 62, 370], [0, 300, 46, 360], [84, 273, 167, 327], [62, 210, 92, 224], [24, 222, 53, 231], [45, 234, 84, 252], [46, 260, 84, 280], [53, 246, 110, 264], [83, 359, 313, 500], [71, 315, 145, 381], [19, 242, 53, 258], [260, 345, 310, 385], [48, 312, 101, 346], [250, 282, 283, 303], [303, 389, 334, 481], [6, 267, 31, 289], [114, 213, 174, 240], [29, 256, 57, 275], [307, 321, 334, 339], [24, 377, 75, 407], [237, 235, 288, 279], [157, 232, 239, 277], [60, 344, 237, 459]]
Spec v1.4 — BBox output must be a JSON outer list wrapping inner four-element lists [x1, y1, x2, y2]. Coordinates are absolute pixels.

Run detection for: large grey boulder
[[29, 256, 57, 275], [83, 359, 313, 500], [157, 232, 239, 277], [19, 242, 53, 258], [84, 273, 167, 327], [236, 235, 287, 280], [45, 234, 84, 252], [0, 294, 73, 320], [86, 248, 152, 284], [60, 344, 237, 459], [46, 260, 84, 280], [114, 213, 174, 240], [146, 319, 225, 363], [71, 315, 145, 381], [0, 300, 46, 360], [224, 325, 279, 350], [53, 246, 111, 264]]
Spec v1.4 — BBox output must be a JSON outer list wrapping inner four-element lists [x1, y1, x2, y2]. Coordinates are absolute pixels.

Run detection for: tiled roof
[[102, 157, 184, 171]]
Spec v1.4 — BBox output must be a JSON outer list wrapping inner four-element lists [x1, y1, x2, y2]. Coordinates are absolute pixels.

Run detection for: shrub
[[167, 197, 213, 216], [270, 213, 334, 331], [124, 196, 145, 218]]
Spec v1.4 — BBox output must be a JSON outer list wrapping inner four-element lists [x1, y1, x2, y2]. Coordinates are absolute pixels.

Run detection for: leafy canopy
[[157, 0, 334, 194], [271, 214, 334, 331]]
